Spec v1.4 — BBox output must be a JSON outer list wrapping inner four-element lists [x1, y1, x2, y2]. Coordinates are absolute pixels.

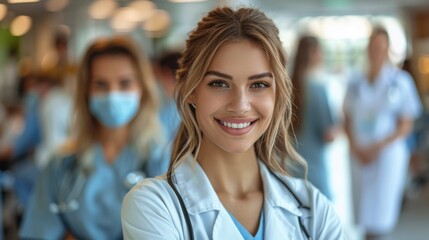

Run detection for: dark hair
[[291, 35, 319, 133], [158, 52, 182, 75]]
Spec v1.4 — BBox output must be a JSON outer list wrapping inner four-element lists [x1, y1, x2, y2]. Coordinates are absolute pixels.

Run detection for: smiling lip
[[215, 118, 257, 136]]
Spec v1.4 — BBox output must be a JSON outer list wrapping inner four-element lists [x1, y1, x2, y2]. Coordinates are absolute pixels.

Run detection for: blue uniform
[[13, 92, 42, 159], [20, 143, 169, 240], [159, 98, 181, 143], [295, 76, 336, 200]]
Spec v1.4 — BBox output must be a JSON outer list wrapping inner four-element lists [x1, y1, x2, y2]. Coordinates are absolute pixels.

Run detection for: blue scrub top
[[295, 79, 336, 200], [159, 97, 181, 143], [13, 92, 42, 159], [227, 210, 264, 240], [20, 143, 169, 240]]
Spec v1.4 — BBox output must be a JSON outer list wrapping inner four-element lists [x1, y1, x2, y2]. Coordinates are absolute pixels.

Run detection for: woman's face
[[191, 40, 276, 154], [90, 54, 141, 96], [368, 33, 388, 66], [88, 54, 142, 128]]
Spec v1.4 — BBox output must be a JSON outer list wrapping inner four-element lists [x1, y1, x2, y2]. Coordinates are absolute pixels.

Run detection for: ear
[[188, 93, 195, 106], [187, 94, 197, 109]]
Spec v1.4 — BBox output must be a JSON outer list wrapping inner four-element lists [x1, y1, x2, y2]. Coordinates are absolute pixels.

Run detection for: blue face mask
[[89, 91, 141, 128]]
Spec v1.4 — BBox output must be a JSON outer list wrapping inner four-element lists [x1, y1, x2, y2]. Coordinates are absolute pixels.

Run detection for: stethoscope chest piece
[[49, 200, 80, 214], [124, 171, 146, 189]]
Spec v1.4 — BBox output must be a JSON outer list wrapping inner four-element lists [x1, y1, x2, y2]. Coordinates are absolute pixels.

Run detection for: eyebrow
[[204, 71, 273, 80]]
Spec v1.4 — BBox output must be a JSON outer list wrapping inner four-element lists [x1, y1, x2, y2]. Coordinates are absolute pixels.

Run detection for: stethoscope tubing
[[167, 169, 312, 240]]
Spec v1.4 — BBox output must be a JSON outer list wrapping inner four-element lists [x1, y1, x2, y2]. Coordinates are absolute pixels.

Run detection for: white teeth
[[221, 121, 251, 129]]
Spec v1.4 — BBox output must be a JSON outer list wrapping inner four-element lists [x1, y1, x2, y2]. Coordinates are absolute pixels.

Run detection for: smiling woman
[[122, 7, 346, 240]]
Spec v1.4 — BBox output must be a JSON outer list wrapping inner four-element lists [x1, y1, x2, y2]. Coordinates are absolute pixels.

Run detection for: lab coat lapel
[[174, 155, 222, 214], [265, 206, 297, 239], [212, 209, 244, 240], [259, 161, 302, 239]]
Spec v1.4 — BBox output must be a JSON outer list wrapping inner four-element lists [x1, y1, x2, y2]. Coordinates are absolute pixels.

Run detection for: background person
[[20, 36, 169, 240], [291, 35, 339, 200], [343, 26, 422, 239]]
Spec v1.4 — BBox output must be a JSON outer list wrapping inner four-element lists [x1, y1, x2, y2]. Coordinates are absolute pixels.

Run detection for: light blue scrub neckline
[[227, 209, 264, 240]]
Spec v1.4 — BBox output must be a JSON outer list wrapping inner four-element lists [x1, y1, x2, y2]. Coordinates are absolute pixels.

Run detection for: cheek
[[195, 98, 217, 123], [257, 93, 275, 117]]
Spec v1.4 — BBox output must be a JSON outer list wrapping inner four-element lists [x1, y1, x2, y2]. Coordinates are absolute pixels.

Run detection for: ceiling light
[[10, 15, 32, 36], [143, 9, 171, 38], [110, 7, 138, 32], [128, 0, 156, 22], [88, 0, 117, 20], [8, 0, 39, 3], [168, 0, 206, 2], [0, 4, 7, 21], [143, 9, 170, 32]]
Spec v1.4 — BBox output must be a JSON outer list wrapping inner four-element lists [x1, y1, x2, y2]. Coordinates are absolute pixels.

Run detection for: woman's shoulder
[[122, 176, 178, 224], [122, 176, 187, 239], [124, 176, 171, 202]]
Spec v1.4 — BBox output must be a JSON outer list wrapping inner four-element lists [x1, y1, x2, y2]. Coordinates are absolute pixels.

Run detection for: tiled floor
[[382, 185, 429, 240]]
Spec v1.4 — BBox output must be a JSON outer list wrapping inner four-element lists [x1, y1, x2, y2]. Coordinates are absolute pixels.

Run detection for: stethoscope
[[49, 154, 146, 214], [167, 170, 312, 240]]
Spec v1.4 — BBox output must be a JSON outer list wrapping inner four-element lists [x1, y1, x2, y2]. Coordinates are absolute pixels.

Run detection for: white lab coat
[[36, 87, 73, 168], [122, 155, 345, 239], [344, 64, 422, 233]]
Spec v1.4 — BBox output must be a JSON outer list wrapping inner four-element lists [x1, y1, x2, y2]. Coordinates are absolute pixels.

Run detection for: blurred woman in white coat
[[343, 26, 422, 239]]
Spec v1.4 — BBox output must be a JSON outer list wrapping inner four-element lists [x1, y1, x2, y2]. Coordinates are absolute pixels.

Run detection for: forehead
[[207, 40, 271, 76], [91, 54, 136, 72]]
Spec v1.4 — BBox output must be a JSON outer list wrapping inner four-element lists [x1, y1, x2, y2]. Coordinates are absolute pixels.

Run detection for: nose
[[226, 88, 251, 114]]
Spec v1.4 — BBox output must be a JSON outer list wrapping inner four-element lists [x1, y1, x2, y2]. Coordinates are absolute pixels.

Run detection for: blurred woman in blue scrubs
[[20, 36, 169, 239], [291, 35, 338, 200]]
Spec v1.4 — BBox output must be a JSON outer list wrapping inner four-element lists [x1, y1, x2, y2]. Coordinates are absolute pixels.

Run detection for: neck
[[368, 61, 384, 83], [97, 125, 130, 163], [197, 142, 262, 196]]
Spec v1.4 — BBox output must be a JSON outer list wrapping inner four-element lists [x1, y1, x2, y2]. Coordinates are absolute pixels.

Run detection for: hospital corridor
[[1, 0, 429, 239]]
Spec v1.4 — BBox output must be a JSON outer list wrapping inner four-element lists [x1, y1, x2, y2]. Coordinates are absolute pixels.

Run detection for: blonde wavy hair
[[73, 36, 162, 162], [169, 7, 305, 176]]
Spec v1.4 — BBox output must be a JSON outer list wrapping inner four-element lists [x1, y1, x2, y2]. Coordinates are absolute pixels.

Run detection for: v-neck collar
[[227, 209, 264, 239], [173, 155, 303, 216]]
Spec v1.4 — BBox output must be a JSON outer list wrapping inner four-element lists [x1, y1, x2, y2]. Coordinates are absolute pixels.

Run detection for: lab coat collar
[[174, 155, 223, 215], [173, 155, 303, 217], [258, 162, 303, 217], [173, 155, 305, 239]]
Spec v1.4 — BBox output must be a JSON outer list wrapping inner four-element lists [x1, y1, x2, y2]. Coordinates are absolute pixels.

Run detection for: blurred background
[[0, 0, 429, 239]]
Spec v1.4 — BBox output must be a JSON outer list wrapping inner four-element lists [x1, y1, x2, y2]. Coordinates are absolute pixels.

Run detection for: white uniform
[[122, 155, 345, 239], [36, 87, 73, 168], [343, 64, 422, 233]]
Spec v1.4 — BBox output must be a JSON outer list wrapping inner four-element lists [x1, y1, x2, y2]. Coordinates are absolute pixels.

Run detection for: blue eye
[[250, 82, 270, 88], [208, 80, 229, 88]]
